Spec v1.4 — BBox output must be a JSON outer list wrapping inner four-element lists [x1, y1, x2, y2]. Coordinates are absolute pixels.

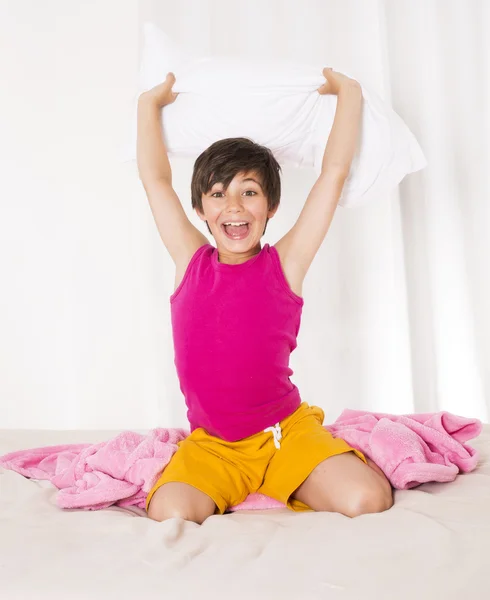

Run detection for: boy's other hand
[[317, 68, 360, 96], [140, 72, 179, 108]]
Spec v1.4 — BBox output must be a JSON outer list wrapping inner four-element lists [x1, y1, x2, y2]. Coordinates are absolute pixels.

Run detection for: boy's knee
[[148, 503, 209, 524], [146, 483, 216, 524], [343, 485, 393, 518]]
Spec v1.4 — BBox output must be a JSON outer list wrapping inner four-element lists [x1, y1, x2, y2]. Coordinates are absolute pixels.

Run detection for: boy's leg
[[258, 403, 393, 518], [291, 452, 393, 517], [147, 482, 216, 524], [145, 427, 254, 522]]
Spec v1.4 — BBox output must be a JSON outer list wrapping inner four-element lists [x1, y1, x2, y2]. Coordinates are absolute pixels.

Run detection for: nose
[[225, 194, 243, 208], [224, 198, 245, 213]]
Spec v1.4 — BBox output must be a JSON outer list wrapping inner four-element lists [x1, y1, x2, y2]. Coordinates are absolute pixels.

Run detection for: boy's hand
[[317, 67, 360, 95], [140, 72, 179, 108]]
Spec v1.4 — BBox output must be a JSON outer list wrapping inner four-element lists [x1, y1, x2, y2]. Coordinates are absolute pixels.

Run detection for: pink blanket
[[0, 410, 482, 512]]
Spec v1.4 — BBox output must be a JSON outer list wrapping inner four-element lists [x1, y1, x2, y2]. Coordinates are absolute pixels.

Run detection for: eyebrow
[[211, 178, 263, 191], [242, 178, 263, 190]]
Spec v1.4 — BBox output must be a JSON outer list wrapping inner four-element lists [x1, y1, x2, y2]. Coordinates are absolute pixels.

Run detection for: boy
[[137, 69, 393, 523]]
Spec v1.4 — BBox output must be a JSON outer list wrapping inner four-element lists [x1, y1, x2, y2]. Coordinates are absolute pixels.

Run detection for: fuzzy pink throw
[[0, 410, 481, 512]]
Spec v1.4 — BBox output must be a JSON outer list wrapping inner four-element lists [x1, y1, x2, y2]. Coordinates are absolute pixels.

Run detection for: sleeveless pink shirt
[[170, 243, 304, 442]]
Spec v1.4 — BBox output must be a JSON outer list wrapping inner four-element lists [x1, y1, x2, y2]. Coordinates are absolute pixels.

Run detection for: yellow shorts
[[145, 402, 366, 514]]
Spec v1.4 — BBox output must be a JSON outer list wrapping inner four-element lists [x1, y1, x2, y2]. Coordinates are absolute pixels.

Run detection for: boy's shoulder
[[173, 241, 210, 294], [272, 242, 304, 300]]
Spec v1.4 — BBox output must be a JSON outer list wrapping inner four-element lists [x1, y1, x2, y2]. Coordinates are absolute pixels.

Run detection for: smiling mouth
[[221, 222, 251, 240]]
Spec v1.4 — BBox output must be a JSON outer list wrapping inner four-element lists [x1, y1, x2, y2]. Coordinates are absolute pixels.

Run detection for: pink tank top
[[170, 243, 304, 442]]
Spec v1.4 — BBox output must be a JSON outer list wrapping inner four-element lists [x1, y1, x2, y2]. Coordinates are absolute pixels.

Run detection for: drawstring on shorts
[[264, 422, 282, 449]]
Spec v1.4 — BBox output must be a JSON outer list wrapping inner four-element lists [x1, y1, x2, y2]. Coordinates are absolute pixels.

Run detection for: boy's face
[[197, 170, 277, 254]]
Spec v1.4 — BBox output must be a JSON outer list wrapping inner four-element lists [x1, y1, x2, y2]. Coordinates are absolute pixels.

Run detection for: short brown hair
[[191, 137, 282, 218]]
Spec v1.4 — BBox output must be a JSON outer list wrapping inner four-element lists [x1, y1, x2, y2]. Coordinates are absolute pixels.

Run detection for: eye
[[211, 190, 257, 198]]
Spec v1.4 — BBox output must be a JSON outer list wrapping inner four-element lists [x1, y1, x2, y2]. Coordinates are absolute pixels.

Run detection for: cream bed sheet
[[1, 426, 489, 600]]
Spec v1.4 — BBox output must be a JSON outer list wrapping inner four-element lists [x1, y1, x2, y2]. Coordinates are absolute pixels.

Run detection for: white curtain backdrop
[[1, 0, 488, 430]]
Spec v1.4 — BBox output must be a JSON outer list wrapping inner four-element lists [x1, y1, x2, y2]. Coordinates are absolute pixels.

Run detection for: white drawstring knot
[[264, 422, 282, 449]]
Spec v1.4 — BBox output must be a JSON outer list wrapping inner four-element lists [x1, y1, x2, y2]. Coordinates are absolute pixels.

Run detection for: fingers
[[158, 72, 175, 90], [166, 72, 179, 97]]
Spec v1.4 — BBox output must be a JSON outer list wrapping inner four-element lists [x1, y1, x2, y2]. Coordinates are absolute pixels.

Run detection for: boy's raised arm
[[137, 94, 174, 185], [274, 69, 363, 281], [136, 74, 208, 266]]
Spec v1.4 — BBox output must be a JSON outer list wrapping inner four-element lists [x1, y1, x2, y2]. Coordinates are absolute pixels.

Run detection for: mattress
[[1, 425, 489, 600]]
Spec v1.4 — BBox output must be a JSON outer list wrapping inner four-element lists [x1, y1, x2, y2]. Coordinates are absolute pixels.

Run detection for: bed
[[1, 425, 489, 599]]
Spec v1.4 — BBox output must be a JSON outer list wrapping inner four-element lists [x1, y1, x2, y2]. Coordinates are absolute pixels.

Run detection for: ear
[[268, 205, 279, 219]]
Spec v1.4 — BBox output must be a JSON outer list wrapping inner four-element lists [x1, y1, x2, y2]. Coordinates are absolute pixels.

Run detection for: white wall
[[0, 1, 158, 428], [1, 0, 488, 430]]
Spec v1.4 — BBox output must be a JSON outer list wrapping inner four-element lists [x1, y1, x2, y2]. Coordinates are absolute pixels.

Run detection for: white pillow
[[123, 22, 427, 208]]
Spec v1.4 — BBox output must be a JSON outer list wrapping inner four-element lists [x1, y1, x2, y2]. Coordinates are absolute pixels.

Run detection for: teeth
[[224, 222, 248, 226]]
